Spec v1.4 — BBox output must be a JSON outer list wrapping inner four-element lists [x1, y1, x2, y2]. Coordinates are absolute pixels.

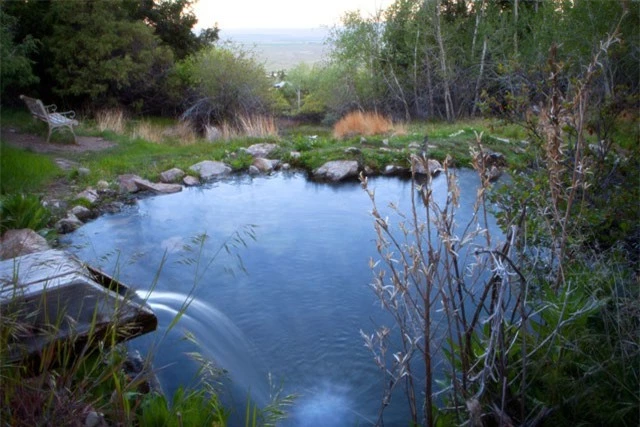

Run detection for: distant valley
[[218, 28, 330, 71]]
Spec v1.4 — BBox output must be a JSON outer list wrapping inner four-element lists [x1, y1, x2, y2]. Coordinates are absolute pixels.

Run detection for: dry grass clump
[[131, 121, 163, 143], [96, 109, 126, 134], [162, 121, 198, 145], [132, 120, 197, 145], [206, 115, 278, 141], [333, 111, 395, 139]]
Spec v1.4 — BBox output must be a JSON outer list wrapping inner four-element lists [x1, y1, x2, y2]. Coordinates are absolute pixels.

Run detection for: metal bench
[[20, 94, 79, 143]]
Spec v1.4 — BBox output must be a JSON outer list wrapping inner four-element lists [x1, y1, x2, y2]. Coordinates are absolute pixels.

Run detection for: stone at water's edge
[[76, 189, 99, 204], [118, 174, 143, 193], [183, 175, 200, 186], [70, 205, 93, 221], [488, 166, 503, 182], [189, 160, 231, 180], [383, 164, 409, 176], [160, 168, 185, 183], [132, 178, 182, 194], [56, 214, 84, 234], [313, 160, 359, 182], [410, 156, 444, 176], [96, 180, 110, 190], [0, 229, 50, 260], [252, 158, 279, 173]]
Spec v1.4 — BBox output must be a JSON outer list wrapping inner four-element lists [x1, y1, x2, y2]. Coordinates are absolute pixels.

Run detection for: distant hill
[[218, 28, 330, 71]]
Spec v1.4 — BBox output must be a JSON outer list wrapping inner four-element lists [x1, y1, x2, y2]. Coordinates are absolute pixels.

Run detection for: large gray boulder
[[0, 229, 50, 260], [132, 178, 182, 194], [189, 160, 231, 180], [313, 160, 359, 182], [243, 143, 278, 158]]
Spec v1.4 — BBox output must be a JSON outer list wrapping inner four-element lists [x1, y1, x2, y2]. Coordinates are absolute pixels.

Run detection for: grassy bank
[[1, 109, 532, 196]]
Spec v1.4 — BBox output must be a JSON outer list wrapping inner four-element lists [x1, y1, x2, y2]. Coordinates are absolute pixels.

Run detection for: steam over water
[[63, 171, 498, 425]]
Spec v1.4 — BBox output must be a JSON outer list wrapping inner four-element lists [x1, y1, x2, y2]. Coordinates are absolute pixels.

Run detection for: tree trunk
[[435, 0, 454, 122], [472, 37, 488, 116], [514, 0, 519, 55]]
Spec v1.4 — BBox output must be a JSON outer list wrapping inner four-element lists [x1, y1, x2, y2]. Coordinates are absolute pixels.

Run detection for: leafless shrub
[[361, 24, 637, 427]]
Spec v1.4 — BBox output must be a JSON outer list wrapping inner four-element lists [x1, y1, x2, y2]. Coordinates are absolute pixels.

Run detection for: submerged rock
[[0, 229, 50, 260], [313, 160, 359, 182], [189, 160, 231, 180]]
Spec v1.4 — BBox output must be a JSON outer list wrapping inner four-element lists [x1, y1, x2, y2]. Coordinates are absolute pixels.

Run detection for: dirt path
[[1, 126, 118, 204], [1, 126, 116, 155]]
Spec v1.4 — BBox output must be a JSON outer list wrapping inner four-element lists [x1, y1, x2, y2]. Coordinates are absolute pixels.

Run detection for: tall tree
[[0, 9, 39, 98], [45, 0, 173, 108], [134, 0, 218, 60]]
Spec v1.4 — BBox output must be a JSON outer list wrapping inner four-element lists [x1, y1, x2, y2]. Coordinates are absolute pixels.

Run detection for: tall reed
[[96, 109, 126, 134]]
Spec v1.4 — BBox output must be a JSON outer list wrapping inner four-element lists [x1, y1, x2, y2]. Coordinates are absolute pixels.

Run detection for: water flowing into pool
[[62, 171, 500, 425]]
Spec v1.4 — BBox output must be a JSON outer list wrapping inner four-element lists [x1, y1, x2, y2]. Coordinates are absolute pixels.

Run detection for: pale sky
[[193, 0, 394, 30]]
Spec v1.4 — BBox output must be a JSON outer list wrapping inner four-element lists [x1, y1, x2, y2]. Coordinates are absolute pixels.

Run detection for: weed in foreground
[[361, 27, 638, 426]]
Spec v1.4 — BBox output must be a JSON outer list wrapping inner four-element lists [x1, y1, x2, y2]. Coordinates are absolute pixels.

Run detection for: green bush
[[180, 46, 275, 128]]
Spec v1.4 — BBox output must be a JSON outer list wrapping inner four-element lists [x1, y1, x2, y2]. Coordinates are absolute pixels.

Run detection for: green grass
[[1, 107, 624, 196], [0, 112, 538, 198], [0, 143, 63, 194], [73, 138, 261, 185]]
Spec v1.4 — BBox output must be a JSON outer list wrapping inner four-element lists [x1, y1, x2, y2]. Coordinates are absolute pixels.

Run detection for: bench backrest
[[20, 95, 48, 121]]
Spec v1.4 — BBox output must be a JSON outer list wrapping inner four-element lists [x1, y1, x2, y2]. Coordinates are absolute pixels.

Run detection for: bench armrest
[[57, 110, 76, 119], [44, 104, 58, 114]]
